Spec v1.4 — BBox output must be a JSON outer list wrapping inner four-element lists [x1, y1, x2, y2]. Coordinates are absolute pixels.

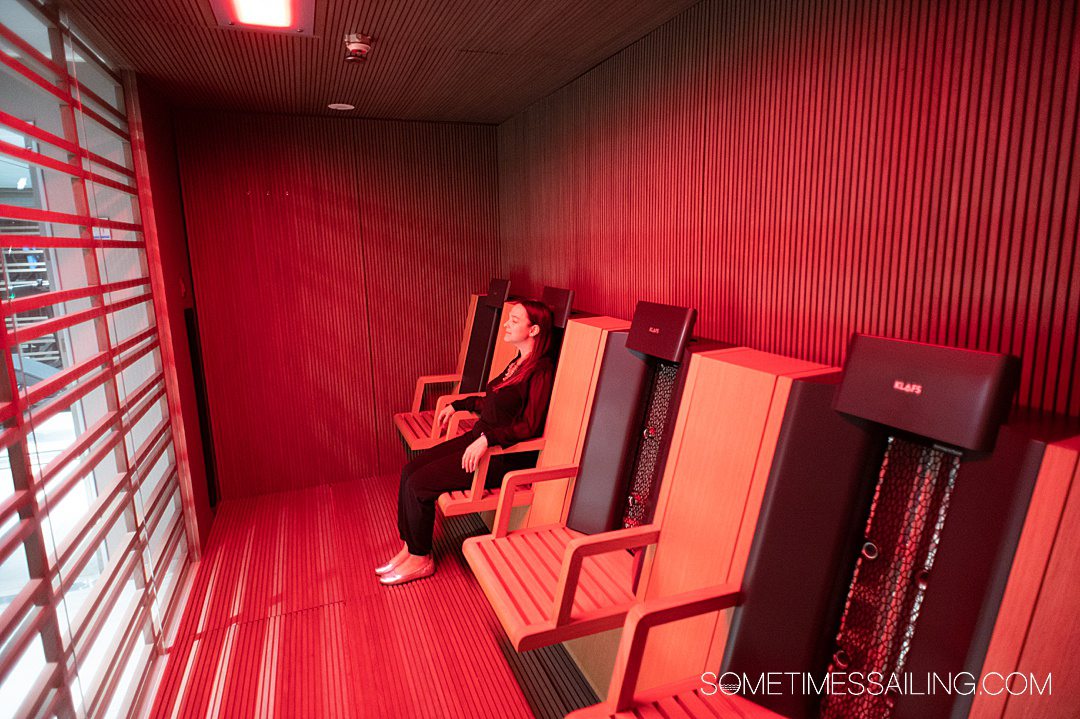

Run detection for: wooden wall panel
[[175, 112, 498, 498], [498, 0, 1080, 418], [499, 5, 710, 321]]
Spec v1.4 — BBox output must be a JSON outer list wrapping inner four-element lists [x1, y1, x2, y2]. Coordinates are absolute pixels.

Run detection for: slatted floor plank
[[150, 475, 596, 718]]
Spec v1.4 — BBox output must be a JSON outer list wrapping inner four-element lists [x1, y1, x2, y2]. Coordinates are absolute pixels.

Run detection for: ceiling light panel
[[208, 0, 316, 36]]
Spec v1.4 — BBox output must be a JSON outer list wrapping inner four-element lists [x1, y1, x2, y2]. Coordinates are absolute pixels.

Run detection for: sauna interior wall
[[497, 0, 1080, 418], [175, 113, 499, 497]]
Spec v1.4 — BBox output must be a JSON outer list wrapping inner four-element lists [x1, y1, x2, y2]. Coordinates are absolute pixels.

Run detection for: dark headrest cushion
[[834, 335, 1019, 452], [541, 286, 575, 328], [484, 278, 511, 307], [625, 301, 697, 362]]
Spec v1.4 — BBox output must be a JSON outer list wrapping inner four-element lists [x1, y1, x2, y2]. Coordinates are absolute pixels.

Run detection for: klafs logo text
[[893, 380, 922, 395]]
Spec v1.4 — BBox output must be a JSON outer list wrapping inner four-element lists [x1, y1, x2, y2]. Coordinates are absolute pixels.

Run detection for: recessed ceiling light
[[208, 0, 315, 35], [232, 0, 291, 27], [328, 103, 355, 111]]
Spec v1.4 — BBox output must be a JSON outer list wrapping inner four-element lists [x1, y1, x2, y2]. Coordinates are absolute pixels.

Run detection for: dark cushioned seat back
[[566, 301, 697, 535], [541, 285, 575, 364], [459, 278, 511, 393], [720, 376, 881, 718]]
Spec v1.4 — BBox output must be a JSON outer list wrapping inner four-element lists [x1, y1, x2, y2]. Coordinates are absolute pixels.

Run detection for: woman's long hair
[[490, 299, 554, 389]]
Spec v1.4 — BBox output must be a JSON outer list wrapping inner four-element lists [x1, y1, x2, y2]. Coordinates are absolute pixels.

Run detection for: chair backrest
[[719, 375, 880, 718], [459, 278, 511, 393], [722, 336, 1022, 719], [565, 301, 698, 534], [541, 285, 575, 330], [541, 285, 575, 364], [525, 315, 632, 526]]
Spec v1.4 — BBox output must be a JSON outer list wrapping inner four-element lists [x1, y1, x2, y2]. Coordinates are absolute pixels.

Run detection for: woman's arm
[[451, 395, 482, 412], [478, 362, 555, 448]]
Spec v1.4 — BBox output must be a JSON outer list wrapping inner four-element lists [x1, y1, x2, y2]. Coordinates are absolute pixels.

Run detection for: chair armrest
[[552, 525, 661, 625], [487, 437, 545, 456], [435, 392, 485, 415], [463, 437, 548, 506], [628, 583, 743, 632], [608, 583, 743, 711], [446, 410, 479, 438], [411, 373, 461, 413], [493, 464, 579, 537]]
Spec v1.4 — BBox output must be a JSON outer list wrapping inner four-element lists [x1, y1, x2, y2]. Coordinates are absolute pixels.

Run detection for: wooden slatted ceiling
[[499, 0, 1080, 418], [175, 111, 498, 498], [55, 0, 701, 123], [149, 478, 597, 718]]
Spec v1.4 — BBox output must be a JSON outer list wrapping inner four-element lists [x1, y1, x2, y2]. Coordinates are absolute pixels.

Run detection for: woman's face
[[503, 304, 537, 345]]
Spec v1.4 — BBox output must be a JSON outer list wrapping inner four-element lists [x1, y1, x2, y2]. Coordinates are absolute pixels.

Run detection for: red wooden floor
[[150, 476, 596, 718]]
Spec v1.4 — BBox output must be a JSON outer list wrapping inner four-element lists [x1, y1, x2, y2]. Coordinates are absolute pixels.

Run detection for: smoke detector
[[344, 34, 373, 62]]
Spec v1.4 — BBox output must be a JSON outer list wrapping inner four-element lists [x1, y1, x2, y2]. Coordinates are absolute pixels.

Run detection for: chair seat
[[463, 525, 639, 651], [566, 678, 786, 719], [437, 485, 534, 517], [392, 410, 443, 450]]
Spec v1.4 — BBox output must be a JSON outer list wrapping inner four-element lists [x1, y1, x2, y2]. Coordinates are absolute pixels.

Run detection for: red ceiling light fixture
[[232, 0, 291, 27], [208, 0, 316, 35]]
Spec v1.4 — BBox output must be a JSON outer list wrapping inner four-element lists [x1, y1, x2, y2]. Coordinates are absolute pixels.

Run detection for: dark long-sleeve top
[[451, 354, 555, 448]]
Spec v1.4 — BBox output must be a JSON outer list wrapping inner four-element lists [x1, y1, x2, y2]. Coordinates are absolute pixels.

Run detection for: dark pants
[[397, 433, 538, 555]]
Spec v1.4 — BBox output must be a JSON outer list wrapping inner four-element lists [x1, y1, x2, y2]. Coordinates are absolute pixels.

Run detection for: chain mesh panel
[[820, 436, 961, 719], [621, 360, 679, 528]]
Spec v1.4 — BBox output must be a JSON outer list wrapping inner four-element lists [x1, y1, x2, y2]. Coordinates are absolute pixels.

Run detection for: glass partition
[[0, 1, 191, 717]]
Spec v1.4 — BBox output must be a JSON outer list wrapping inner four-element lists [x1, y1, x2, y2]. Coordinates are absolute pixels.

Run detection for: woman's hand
[[461, 433, 489, 472], [436, 404, 456, 431]]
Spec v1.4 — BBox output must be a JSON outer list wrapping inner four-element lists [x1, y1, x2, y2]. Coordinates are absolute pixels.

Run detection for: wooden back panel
[[526, 316, 631, 527], [970, 433, 1080, 719], [634, 348, 832, 690], [453, 294, 481, 378]]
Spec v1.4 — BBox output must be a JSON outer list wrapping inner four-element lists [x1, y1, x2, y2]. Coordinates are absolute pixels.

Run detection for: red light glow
[[231, 0, 293, 28]]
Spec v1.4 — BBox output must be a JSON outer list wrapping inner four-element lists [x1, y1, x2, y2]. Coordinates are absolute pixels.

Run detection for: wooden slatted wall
[[498, 0, 1080, 417], [175, 112, 499, 498]]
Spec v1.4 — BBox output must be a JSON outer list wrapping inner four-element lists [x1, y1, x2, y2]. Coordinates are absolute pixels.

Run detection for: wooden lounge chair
[[432, 286, 576, 446], [393, 278, 512, 450], [464, 302, 759, 651], [397, 286, 574, 454], [566, 370, 866, 718], [438, 311, 624, 519]]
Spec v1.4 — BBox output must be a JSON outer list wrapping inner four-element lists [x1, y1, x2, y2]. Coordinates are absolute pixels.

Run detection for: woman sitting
[[377, 299, 556, 585]]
